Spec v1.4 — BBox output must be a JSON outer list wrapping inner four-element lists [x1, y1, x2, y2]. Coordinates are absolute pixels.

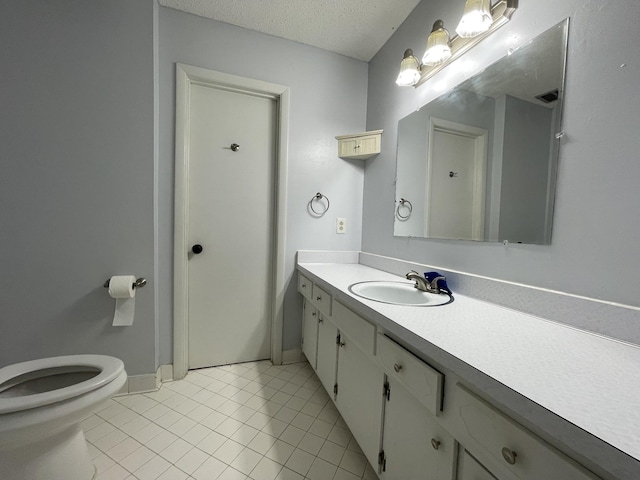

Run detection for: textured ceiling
[[158, 0, 421, 61]]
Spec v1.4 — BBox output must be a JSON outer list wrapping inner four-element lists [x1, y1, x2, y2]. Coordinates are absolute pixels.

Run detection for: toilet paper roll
[[108, 275, 136, 326]]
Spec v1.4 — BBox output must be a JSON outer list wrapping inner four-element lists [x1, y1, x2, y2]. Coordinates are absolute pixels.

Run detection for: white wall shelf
[[336, 129, 383, 159]]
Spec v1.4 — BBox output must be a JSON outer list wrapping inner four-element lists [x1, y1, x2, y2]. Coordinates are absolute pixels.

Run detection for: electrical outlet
[[336, 218, 347, 234]]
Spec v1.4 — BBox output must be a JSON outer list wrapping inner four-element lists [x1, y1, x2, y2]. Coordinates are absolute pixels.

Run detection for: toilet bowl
[[0, 355, 127, 480]]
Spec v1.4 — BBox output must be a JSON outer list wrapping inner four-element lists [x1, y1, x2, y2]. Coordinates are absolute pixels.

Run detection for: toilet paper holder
[[103, 277, 147, 289]]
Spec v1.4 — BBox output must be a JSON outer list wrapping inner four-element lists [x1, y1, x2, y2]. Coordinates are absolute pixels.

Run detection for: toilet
[[0, 355, 127, 480]]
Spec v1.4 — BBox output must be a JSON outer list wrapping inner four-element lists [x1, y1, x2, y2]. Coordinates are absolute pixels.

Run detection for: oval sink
[[348, 281, 453, 307]]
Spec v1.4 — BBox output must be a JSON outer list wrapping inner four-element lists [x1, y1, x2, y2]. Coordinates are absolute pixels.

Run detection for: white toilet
[[0, 355, 127, 480]]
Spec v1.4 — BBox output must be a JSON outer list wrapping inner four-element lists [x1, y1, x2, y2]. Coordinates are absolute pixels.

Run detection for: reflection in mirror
[[394, 19, 569, 244]]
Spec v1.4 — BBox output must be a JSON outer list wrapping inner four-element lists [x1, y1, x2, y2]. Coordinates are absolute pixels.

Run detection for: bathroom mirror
[[394, 19, 568, 244]]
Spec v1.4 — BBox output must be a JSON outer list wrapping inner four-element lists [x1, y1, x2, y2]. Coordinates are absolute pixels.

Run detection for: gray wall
[[498, 95, 553, 244], [157, 7, 368, 363], [364, 0, 640, 306], [0, 1, 366, 376], [0, 0, 157, 375]]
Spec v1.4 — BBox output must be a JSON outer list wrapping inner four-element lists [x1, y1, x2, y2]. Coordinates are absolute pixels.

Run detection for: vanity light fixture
[[395, 49, 422, 86], [456, 0, 493, 38], [396, 0, 518, 88], [422, 21, 452, 66]]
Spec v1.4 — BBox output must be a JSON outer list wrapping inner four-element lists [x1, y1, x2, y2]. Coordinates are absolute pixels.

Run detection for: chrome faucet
[[405, 270, 430, 292], [405, 270, 446, 294]]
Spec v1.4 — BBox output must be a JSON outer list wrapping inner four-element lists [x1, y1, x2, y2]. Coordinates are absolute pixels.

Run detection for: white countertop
[[298, 262, 640, 468]]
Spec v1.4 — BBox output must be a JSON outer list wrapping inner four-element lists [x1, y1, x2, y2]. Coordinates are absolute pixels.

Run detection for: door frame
[[425, 117, 487, 240], [173, 63, 289, 379]]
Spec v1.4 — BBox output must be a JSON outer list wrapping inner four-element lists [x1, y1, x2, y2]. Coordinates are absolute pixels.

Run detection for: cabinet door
[[315, 314, 338, 395], [301, 299, 318, 369], [381, 376, 456, 480], [357, 134, 380, 156], [457, 449, 498, 480], [338, 138, 359, 157], [335, 333, 384, 470]]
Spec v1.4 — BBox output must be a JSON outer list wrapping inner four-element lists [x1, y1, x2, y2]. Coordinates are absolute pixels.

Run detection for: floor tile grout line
[[88, 361, 374, 480]]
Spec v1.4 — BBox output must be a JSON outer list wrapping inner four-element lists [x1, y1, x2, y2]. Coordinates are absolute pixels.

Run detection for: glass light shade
[[456, 0, 493, 38], [422, 21, 451, 66], [396, 49, 421, 86]]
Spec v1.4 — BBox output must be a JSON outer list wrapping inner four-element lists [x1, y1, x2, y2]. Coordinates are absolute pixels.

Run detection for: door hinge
[[333, 383, 338, 396], [383, 380, 390, 401], [336, 333, 341, 345], [378, 450, 386, 472]]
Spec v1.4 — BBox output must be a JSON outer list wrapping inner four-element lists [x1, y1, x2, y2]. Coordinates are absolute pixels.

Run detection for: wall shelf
[[335, 129, 383, 159]]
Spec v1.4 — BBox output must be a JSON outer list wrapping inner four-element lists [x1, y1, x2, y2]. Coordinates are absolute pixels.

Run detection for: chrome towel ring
[[396, 198, 412, 220], [308, 192, 330, 216]]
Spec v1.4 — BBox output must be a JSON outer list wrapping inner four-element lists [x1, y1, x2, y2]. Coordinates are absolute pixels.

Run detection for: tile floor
[[85, 360, 379, 480]]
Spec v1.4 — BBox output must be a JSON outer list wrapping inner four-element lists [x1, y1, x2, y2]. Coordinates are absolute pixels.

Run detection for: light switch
[[336, 218, 347, 234]]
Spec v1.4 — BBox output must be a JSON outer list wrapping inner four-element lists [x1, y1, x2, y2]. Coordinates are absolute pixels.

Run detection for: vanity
[[296, 251, 640, 480]]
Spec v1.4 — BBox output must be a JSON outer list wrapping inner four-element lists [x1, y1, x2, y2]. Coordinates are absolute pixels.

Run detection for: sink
[[348, 281, 453, 307]]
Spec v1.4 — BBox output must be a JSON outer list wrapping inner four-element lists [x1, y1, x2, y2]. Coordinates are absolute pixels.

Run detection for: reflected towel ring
[[396, 198, 413, 220], [309, 192, 330, 216]]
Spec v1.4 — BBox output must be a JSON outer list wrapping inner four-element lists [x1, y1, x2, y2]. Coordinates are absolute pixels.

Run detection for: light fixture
[[456, 0, 493, 38], [422, 20, 452, 66], [395, 0, 518, 88], [395, 49, 421, 86]]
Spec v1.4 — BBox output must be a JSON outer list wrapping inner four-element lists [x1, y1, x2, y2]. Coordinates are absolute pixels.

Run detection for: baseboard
[[115, 364, 175, 396], [159, 364, 174, 382], [282, 348, 304, 365]]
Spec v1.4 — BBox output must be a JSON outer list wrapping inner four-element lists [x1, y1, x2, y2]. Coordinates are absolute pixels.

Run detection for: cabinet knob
[[318, 318, 324, 324], [311, 312, 316, 317], [301, 284, 306, 288], [316, 296, 322, 301], [339, 341, 346, 347], [501, 447, 517, 465], [191, 244, 203, 254], [431, 439, 441, 450], [393, 363, 403, 373]]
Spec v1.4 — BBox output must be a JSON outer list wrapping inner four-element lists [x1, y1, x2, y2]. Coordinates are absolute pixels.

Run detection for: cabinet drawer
[[450, 384, 600, 480], [333, 301, 376, 356], [311, 283, 332, 317], [297, 273, 312, 300], [377, 334, 443, 416]]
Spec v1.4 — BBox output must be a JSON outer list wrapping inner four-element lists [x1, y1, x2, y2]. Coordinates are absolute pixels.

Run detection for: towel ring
[[396, 198, 412, 220], [309, 192, 330, 216]]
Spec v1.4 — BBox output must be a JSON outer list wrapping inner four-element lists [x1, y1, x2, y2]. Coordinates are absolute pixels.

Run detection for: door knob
[[191, 244, 203, 254]]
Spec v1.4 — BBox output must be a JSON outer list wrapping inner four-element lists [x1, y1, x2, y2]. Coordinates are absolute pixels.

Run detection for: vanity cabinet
[[299, 273, 336, 392], [457, 450, 498, 480], [315, 312, 338, 395], [381, 375, 456, 480], [297, 269, 604, 480], [333, 316, 384, 468], [335, 130, 383, 160], [298, 273, 312, 300], [301, 298, 318, 369], [377, 333, 443, 416], [448, 385, 600, 480]]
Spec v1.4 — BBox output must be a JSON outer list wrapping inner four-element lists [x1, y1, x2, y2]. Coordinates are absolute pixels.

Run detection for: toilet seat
[[0, 355, 125, 415]]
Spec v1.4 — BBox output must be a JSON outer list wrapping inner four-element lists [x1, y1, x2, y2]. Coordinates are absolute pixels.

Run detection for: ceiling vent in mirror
[[535, 88, 559, 103]]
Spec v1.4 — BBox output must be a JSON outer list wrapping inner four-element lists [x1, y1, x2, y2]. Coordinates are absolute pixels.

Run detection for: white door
[[187, 83, 276, 369], [426, 119, 487, 241]]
